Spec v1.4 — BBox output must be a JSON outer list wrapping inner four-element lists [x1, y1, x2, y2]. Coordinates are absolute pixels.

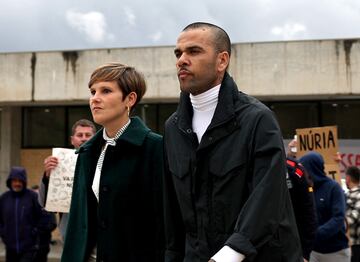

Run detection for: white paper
[[45, 148, 78, 213]]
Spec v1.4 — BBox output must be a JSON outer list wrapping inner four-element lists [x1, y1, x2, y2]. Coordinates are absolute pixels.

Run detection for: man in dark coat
[[163, 22, 302, 262], [0, 167, 42, 262]]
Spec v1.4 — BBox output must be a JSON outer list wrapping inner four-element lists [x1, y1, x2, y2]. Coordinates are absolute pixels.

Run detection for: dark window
[[22, 103, 179, 148], [267, 102, 319, 139], [132, 103, 177, 135], [23, 107, 66, 147], [23, 100, 359, 148], [132, 104, 158, 132], [321, 101, 360, 139]]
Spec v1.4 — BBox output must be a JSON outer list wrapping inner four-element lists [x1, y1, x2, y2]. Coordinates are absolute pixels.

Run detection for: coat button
[[102, 186, 109, 192], [186, 129, 192, 133], [208, 136, 213, 141]]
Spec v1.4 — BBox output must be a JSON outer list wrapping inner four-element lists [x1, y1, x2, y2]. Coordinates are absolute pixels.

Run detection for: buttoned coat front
[[61, 117, 164, 262], [163, 73, 302, 262]]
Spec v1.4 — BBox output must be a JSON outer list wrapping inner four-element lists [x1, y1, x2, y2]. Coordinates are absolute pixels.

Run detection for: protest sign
[[296, 125, 341, 183], [45, 148, 77, 213]]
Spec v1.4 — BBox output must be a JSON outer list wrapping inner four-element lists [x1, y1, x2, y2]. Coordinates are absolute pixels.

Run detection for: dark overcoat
[[163, 72, 302, 262], [61, 117, 164, 262]]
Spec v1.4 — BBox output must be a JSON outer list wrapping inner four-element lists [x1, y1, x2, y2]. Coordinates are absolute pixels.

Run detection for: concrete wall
[[0, 46, 179, 104], [1, 39, 360, 105], [1, 38, 360, 191], [0, 107, 21, 193], [233, 39, 360, 99]]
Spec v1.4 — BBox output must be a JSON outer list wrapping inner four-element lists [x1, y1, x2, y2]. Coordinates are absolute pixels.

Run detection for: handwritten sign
[[337, 139, 360, 174], [45, 148, 78, 213], [296, 126, 341, 183]]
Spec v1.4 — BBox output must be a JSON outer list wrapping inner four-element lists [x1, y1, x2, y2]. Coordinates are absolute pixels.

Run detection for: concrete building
[[1, 38, 360, 191]]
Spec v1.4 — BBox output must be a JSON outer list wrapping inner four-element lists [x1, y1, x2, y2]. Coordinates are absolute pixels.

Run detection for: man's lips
[[178, 69, 191, 79]]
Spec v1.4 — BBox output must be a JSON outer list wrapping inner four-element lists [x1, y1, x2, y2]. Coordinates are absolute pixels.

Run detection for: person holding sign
[[300, 151, 350, 262], [38, 119, 96, 241], [61, 63, 164, 262]]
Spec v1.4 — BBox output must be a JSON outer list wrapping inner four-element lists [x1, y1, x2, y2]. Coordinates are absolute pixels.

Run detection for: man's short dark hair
[[71, 119, 96, 136], [346, 166, 360, 183], [183, 22, 231, 57]]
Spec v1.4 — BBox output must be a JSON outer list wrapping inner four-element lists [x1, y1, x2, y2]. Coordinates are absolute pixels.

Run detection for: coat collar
[[176, 71, 238, 134], [77, 116, 150, 154]]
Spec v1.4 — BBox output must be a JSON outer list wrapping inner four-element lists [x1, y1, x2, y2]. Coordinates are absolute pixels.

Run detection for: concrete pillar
[[0, 106, 21, 193]]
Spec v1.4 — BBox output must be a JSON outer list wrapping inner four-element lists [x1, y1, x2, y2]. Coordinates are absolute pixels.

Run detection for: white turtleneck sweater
[[190, 85, 245, 262], [190, 84, 220, 143]]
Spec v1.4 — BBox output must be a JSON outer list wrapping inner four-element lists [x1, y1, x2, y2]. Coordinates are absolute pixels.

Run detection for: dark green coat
[[62, 117, 165, 262]]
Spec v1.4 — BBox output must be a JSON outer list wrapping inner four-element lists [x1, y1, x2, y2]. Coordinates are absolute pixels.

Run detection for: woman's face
[[89, 81, 129, 132]]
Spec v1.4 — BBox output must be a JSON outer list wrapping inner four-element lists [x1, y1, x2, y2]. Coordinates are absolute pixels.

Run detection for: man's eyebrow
[[187, 45, 203, 50], [174, 45, 204, 53]]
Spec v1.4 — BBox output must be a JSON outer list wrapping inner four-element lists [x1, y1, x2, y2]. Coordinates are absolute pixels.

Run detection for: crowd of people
[[0, 22, 360, 262]]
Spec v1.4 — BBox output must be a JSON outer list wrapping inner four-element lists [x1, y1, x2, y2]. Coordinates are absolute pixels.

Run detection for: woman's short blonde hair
[[88, 62, 146, 109]]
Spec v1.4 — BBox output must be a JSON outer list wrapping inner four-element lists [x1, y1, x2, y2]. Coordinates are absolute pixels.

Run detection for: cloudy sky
[[1, 0, 360, 53]]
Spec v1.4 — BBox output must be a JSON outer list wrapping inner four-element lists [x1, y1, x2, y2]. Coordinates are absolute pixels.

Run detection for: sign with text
[[45, 148, 78, 213], [337, 139, 360, 174], [296, 126, 341, 183]]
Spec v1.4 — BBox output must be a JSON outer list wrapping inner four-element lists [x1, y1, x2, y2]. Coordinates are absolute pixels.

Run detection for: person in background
[[0, 167, 42, 262], [300, 151, 350, 262], [286, 157, 317, 261], [31, 185, 57, 262], [38, 119, 96, 241], [345, 166, 360, 262], [61, 63, 164, 261], [286, 137, 317, 261], [287, 135, 298, 158], [163, 22, 302, 262]]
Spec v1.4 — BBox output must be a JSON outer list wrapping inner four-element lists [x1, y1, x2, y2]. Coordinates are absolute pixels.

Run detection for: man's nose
[[177, 53, 189, 67]]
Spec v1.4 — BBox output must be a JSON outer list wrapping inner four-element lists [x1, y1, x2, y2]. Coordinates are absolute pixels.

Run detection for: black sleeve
[[288, 163, 317, 260], [163, 135, 185, 262], [224, 110, 295, 257], [38, 173, 49, 207]]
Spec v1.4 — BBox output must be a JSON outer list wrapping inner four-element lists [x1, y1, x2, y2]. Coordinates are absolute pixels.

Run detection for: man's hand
[[208, 260, 216, 262], [303, 259, 308, 262], [43, 156, 59, 178], [333, 151, 342, 164]]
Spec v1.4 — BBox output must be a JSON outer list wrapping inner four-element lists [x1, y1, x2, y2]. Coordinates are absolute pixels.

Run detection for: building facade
[[1, 39, 360, 192]]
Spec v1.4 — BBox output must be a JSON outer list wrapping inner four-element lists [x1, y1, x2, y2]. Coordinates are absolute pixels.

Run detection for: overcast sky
[[1, 0, 360, 53]]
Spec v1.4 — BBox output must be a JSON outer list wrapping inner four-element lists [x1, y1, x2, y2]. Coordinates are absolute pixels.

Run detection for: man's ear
[[217, 51, 230, 72]]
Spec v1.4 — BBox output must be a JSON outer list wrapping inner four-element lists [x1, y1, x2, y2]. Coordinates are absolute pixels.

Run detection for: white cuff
[[211, 245, 245, 262]]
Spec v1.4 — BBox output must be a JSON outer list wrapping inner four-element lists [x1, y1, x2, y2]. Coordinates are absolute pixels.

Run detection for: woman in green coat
[[61, 63, 164, 262]]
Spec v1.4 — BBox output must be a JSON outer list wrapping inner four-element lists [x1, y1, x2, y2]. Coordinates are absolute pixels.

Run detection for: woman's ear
[[126, 91, 137, 108]]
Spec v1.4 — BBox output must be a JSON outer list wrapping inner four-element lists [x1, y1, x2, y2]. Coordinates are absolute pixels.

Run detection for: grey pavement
[[0, 239, 62, 262]]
